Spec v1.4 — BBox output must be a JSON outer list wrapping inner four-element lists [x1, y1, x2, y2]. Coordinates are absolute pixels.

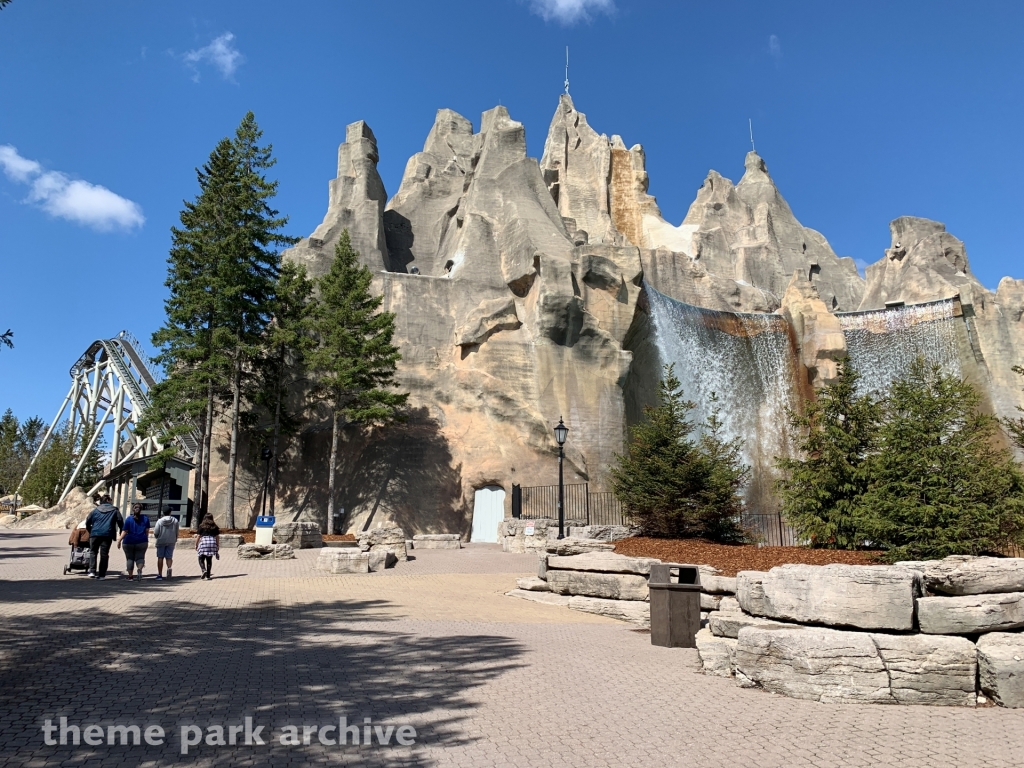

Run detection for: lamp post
[[554, 417, 569, 539], [260, 448, 273, 517]]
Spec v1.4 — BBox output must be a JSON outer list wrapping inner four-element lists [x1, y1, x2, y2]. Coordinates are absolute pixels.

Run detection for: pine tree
[[253, 260, 315, 515], [149, 112, 295, 529], [19, 421, 106, 507], [309, 230, 407, 532], [775, 359, 882, 549], [1005, 365, 1024, 451], [611, 365, 748, 541], [856, 358, 1024, 561], [0, 411, 44, 497]]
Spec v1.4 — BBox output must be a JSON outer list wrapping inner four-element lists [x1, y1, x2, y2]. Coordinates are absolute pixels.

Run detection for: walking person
[[153, 512, 180, 580], [118, 503, 151, 581], [195, 514, 220, 580], [85, 495, 123, 579]]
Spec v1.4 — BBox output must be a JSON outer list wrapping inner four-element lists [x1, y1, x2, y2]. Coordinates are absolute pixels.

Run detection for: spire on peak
[[740, 150, 772, 185]]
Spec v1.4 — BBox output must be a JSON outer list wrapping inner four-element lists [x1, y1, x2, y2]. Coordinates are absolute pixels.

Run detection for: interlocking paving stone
[[2, 530, 1024, 767]]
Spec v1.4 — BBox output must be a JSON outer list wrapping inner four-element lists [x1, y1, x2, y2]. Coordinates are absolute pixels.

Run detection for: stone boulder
[[546, 552, 660, 576], [696, 628, 737, 677], [273, 521, 323, 549], [317, 549, 370, 574], [13, 487, 93, 530], [734, 626, 976, 706], [237, 544, 296, 560], [700, 572, 737, 595], [544, 537, 615, 556], [717, 596, 740, 613], [175, 537, 197, 550], [708, 611, 794, 639], [368, 550, 398, 572], [977, 632, 1024, 708], [546, 570, 649, 601], [500, 519, 587, 553], [897, 555, 1024, 596], [700, 593, 724, 611], [516, 576, 550, 592], [917, 592, 1024, 635], [566, 525, 638, 542], [358, 526, 407, 561], [506, 589, 571, 607], [219, 534, 244, 548], [737, 564, 920, 631], [412, 534, 461, 550], [568, 595, 650, 627], [0, 514, 17, 527]]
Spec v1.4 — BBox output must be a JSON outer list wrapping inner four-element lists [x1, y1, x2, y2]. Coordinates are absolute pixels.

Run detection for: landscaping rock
[[272, 521, 323, 549], [358, 525, 407, 560], [546, 570, 649, 601], [566, 525, 638, 541], [977, 632, 1024, 708], [736, 571, 770, 615], [701, 574, 738, 595], [537, 554, 548, 581], [872, 634, 977, 707], [718, 596, 741, 613], [709, 612, 794, 639], [323, 540, 359, 548], [546, 552, 660, 576], [701, 593, 723, 611], [897, 555, 1024, 596], [740, 564, 921, 631], [219, 534, 244, 548], [175, 537, 197, 549], [368, 550, 398, 571], [568, 595, 650, 627], [506, 589, 571, 607], [516, 576, 550, 592], [413, 534, 461, 549], [500, 519, 586, 553], [237, 543, 296, 560], [734, 626, 894, 704], [316, 549, 369, 574], [696, 628, 737, 677], [544, 537, 615, 556], [917, 592, 1024, 635], [734, 625, 977, 706], [0, 514, 17, 527]]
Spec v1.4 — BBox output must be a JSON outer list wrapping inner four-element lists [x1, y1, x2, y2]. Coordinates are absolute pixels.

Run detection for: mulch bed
[[613, 537, 883, 577]]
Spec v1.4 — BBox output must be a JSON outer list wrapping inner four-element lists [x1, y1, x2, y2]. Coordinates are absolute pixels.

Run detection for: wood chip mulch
[[613, 537, 883, 577]]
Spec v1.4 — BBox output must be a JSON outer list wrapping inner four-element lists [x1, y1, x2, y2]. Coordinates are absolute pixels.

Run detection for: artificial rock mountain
[[203, 95, 1024, 535]]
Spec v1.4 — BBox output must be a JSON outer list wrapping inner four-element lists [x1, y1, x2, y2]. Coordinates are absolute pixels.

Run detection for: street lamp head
[[554, 417, 568, 446], [261, 448, 273, 461]]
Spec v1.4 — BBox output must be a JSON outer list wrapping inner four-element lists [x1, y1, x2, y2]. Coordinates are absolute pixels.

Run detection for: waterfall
[[646, 287, 802, 513], [838, 299, 962, 396]]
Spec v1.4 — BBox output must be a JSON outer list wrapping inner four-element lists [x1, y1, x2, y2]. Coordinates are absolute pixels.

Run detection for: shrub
[[611, 365, 748, 542]]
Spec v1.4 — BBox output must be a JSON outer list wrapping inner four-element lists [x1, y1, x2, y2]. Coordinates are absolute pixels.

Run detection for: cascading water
[[838, 299, 962, 396], [646, 287, 802, 513]]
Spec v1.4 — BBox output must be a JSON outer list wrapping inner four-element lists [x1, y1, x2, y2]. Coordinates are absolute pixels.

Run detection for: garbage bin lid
[[648, 562, 702, 586], [255, 515, 276, 527]]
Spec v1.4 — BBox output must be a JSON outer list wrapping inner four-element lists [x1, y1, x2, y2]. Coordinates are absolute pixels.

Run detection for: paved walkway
[[1, 530, 1023, 767]]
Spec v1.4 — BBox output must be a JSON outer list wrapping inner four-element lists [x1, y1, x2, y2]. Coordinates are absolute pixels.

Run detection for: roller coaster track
[[17, 331, 199, 503]]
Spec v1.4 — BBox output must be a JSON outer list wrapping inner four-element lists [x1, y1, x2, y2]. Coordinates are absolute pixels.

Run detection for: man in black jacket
[[85, 495, 123, 579]]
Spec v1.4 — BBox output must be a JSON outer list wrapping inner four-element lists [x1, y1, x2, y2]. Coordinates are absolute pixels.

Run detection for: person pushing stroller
[[85, 495, 123, 579]]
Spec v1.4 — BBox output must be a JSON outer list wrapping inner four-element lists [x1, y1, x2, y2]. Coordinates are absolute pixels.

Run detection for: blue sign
[[255, 515, 276, 527]]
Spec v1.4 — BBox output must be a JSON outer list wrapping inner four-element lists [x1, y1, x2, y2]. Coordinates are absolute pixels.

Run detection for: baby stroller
[[64, 523, 91, 575]]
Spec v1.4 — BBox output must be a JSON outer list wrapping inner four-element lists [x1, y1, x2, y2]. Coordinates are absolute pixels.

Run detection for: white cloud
[[529, 0, 614, 25], [0, 144, 144, 231], [768, 34, 782, 61], [182, 32, 243, 82]]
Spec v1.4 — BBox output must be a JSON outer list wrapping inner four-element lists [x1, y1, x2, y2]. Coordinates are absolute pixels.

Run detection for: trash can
[[648, 563, 702, 648], [255, 515, 275, 546]]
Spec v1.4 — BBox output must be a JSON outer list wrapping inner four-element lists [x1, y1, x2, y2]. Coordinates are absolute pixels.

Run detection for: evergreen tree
[[611, 365, 748, 542], [1005, 365, 1024, 452], [149, 112, 295, 529], [253, 260, 315, 515], [19, 421, 106, 507], [0, 411, 44, 497], [775, 359, 882, 548], [856, 358, 1024, 561], [309, 230, 407, 532], [0, 329, 11, 349]]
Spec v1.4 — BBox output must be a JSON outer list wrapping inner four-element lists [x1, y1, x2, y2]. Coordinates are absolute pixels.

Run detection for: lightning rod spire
[[564, 46, 570, 95], [749, 118, 756, 153]]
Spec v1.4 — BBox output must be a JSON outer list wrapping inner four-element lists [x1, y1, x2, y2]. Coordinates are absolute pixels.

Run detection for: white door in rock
[[471, 486, 506, 543]]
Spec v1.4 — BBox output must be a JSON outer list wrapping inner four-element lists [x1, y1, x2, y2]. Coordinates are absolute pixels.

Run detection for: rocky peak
[[740, 151, 771, 184]]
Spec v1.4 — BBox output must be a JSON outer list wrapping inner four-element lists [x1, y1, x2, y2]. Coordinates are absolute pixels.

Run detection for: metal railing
[[518, 483, 632, 527]]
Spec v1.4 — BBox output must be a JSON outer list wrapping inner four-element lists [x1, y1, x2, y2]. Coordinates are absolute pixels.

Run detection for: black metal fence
[[740, 513, 800, 547], [516, 482, 800, 545]]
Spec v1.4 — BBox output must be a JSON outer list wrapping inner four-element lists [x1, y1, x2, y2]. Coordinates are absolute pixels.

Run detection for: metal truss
[[17, 331, 198, 504]]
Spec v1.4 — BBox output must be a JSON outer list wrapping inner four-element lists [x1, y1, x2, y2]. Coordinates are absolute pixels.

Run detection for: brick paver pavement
[[2, 530, 1023, 767]]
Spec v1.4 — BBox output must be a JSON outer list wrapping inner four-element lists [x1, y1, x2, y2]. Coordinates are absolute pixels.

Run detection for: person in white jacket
[[153, 513, 180, 580]]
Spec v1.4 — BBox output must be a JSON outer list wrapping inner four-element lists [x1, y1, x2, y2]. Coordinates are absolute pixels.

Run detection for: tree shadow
[[0, 587, 527, 766], [278, 409, 466, 537]]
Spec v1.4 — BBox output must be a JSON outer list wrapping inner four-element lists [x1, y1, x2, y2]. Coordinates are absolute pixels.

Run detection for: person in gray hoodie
[[153, 512, 180, 580], [85, 495, 124, 579]]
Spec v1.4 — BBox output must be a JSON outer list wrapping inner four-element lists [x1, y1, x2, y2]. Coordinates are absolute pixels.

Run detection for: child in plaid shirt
[[195, 514, 220, 580]]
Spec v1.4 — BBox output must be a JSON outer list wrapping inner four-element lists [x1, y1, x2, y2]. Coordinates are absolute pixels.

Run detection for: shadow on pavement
[[0, 587, 527, 767]]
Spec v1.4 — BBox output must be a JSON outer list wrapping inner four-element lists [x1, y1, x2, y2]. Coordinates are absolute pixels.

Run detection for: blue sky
[[2, 0, 1023, 422]]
